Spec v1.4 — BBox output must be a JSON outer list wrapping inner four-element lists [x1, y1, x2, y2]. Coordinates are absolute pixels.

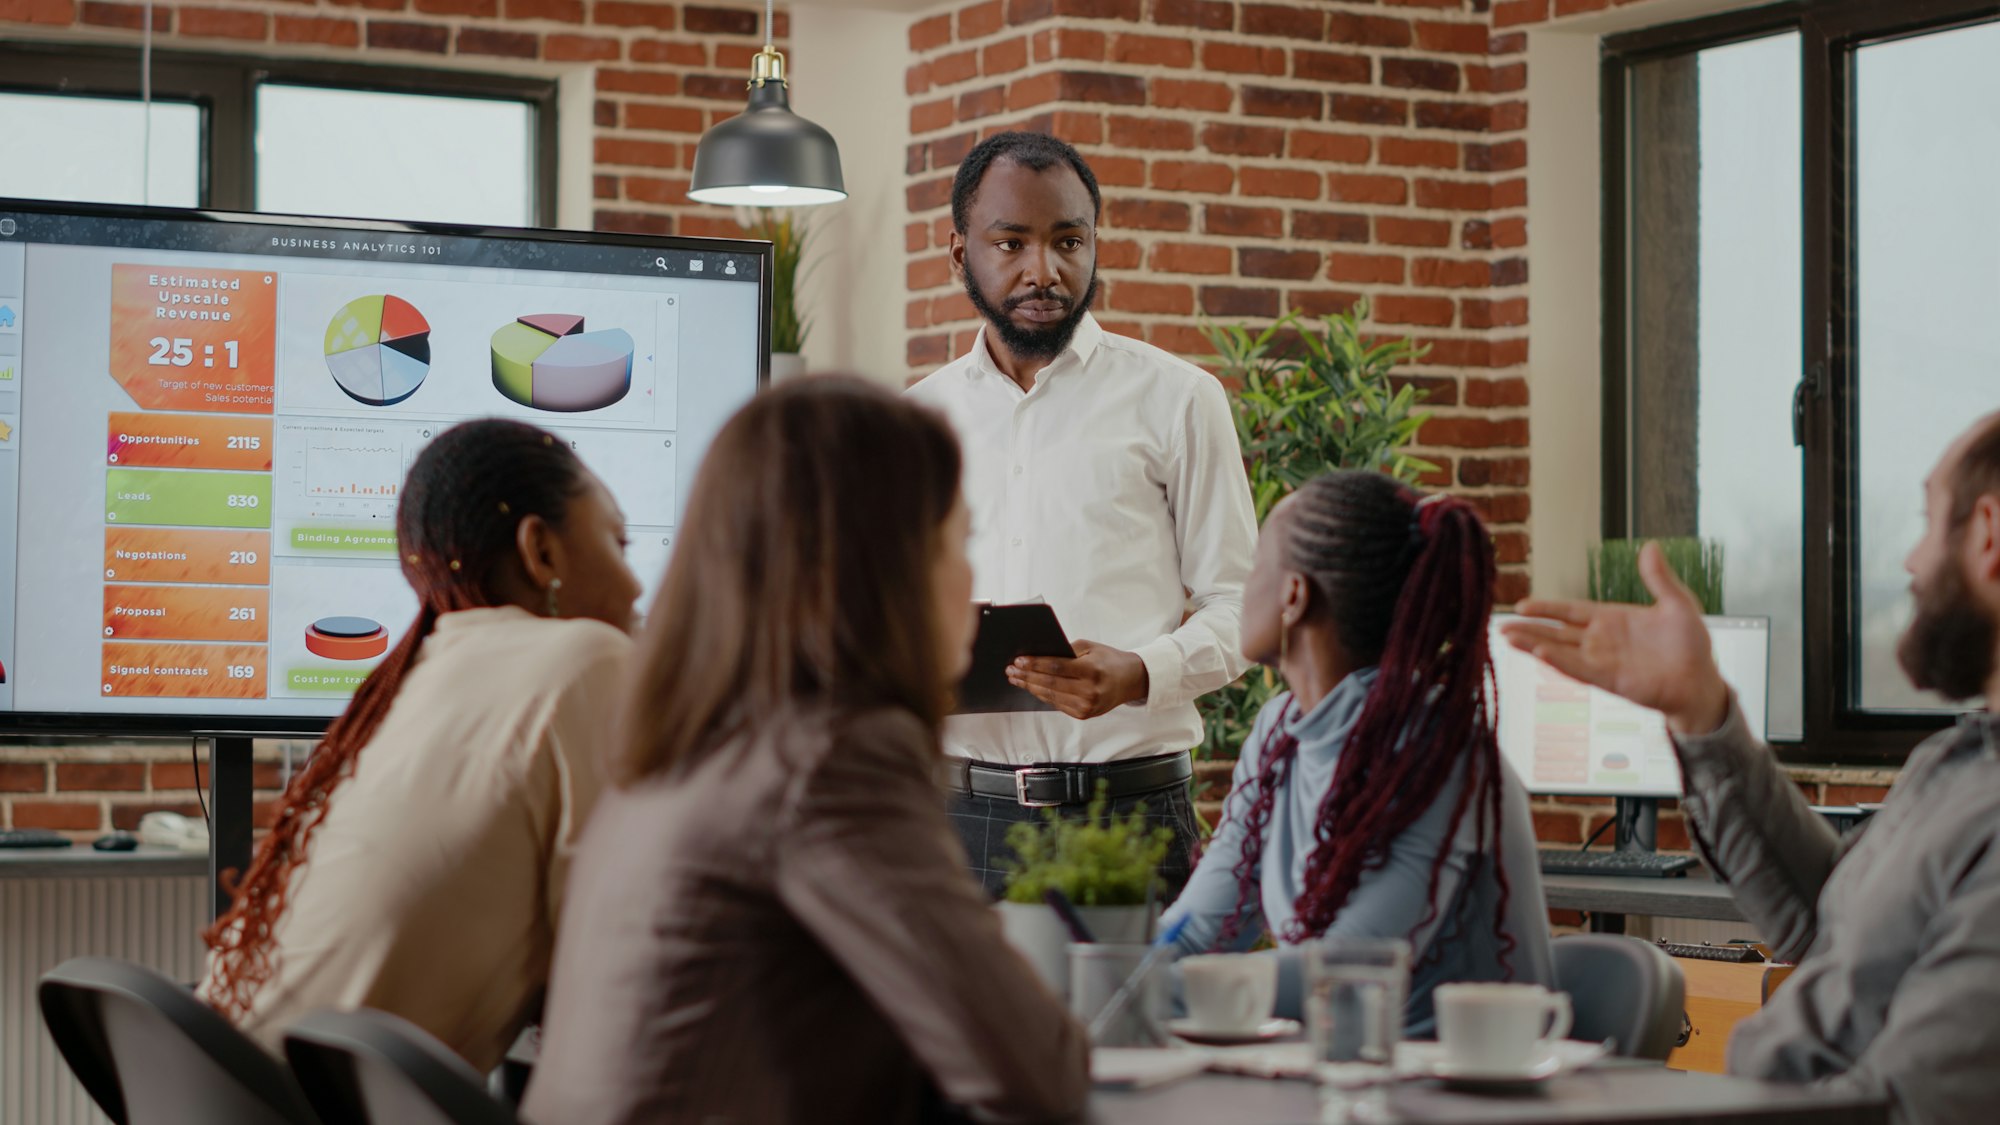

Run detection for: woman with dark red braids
[[1159, 470, 1551, 1034], [199, 417, 643, 1071]]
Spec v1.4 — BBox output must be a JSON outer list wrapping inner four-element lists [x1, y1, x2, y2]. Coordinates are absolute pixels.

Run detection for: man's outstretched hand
[[1500, 542, 1731, 737]]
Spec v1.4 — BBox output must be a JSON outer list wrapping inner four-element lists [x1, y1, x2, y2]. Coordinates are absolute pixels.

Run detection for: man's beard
[[1897, 550, 1998, 702], [964, 269, 1099, 362]]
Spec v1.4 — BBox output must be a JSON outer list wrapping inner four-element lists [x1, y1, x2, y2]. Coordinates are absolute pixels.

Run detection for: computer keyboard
[[0, 828, 74, 849], [1537, 848, 1698, 878], [1658, 940, 1764, 964]]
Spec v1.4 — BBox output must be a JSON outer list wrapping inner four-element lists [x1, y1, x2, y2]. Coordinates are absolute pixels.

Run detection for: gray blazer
[[523, 705, 1089, 1125]]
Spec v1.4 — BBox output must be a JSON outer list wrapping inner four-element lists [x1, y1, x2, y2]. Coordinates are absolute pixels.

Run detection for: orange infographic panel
[[107, 412, 274, 471], [103, 528, 273, 585], [103, 585, 270, 643], [101, 642, 268, 699], [108, 264, 277, 414]]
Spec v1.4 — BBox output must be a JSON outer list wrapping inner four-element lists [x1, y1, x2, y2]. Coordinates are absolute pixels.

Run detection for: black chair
[[37, 956, 318, 1125], [1551, 934, 1688, 1060], [284, 1009, 520, 1125]]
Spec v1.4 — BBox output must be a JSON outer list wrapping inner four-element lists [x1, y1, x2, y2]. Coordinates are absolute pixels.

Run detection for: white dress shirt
[[906, 313, 1257, 765]]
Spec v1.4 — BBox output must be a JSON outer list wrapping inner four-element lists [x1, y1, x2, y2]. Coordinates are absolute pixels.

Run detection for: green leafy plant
[[742, 208, 812, 354], [1001, 783, 1174, 907], [1195, 300, 1435, 759], [1588, 537, 1725, 613]]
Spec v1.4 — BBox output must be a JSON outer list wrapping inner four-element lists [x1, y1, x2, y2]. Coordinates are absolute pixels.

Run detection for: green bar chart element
[[289, 526, 398, 556], [107, 469, 273, 529]]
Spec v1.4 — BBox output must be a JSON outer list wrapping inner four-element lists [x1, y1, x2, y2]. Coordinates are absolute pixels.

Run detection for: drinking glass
[[1068, 942, 1167, 1048], [1306, 937, 1410, 1124]]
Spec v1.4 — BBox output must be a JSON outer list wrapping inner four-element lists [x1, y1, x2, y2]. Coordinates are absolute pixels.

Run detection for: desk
[[1093, 1067, 1884, 1125], [0, 845, 207, 880], [1542, 869, 1745, 929]]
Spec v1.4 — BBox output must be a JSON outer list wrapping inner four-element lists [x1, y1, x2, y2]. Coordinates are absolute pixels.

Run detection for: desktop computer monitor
[[1488, 614, 1771, 800], [0, 198, 767, 736]]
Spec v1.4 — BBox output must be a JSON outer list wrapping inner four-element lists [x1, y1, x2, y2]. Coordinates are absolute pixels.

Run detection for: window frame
[[0, 42, 557, 225], [1604, 0, 2000, 764]]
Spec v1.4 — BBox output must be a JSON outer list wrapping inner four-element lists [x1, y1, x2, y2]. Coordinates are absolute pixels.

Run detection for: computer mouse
[[92, 831, 139, 852]]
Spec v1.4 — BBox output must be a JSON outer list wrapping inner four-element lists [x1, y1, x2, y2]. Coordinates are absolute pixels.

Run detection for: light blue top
[[1161, 669, 1553, 1035]]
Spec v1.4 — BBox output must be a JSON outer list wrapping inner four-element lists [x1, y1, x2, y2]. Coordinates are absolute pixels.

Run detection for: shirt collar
[[965, 312, 1105, 384], [1953, 709, 2000, 761]]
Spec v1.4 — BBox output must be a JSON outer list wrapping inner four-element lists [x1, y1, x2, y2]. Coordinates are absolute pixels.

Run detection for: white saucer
[[1396, 1039, 1609, 1089], [1168, 1017, 1301, 1046]]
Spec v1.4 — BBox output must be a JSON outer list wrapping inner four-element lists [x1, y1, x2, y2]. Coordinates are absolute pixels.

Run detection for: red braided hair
[[202, 419, 592, 1022], [1212, 472, 1513, 972]]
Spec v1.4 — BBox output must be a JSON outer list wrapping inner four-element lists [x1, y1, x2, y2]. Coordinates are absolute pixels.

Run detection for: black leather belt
[[939, 752, 1193, 808]]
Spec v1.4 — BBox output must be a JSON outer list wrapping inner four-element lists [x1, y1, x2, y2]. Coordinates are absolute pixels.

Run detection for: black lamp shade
[[689, 82, 846, 207]]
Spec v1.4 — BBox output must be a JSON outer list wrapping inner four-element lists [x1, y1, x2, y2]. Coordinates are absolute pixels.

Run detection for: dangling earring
[[1279, 616, 1290, 665], [546, 577, 563, 618]]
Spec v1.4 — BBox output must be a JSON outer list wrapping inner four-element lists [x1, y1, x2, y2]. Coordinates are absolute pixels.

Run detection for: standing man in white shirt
[[907, 132, 1257, 896]]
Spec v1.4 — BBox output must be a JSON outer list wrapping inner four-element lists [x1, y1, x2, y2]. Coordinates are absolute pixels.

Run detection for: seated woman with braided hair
[[1160, 470, 1552, 1034], [199, 417, 643, 1070]]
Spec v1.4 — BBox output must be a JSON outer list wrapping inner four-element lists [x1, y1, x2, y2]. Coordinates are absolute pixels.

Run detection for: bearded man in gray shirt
[[1504, 414, 2000, 1125]]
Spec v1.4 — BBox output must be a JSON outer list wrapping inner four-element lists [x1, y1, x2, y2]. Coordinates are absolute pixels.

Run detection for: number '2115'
[[147, 337, 238, 369]]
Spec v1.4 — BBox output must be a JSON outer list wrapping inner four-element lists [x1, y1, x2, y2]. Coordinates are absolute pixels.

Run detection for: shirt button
[[1013, 465, 1023, 475], [1011, 538, 1022, 547]]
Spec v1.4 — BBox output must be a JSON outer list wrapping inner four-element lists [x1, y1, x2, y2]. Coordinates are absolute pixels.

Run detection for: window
[[1, 43, 555, 225], [0, 92, 202, 207], [1605, 0, 2000, 761], [1852, 21, 2000, 712], [255, 85, 539, 226]]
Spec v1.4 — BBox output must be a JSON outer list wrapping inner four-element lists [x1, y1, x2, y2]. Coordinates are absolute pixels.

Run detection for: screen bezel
[[0, 196, 772, 737]]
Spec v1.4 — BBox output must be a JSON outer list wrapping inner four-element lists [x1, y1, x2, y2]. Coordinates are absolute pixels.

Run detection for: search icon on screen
[[654, 256, 668, 270]]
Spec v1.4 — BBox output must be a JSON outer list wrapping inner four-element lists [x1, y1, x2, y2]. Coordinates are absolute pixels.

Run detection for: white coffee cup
[[1179, 954, 1277, 1034], [1434, 983, 1572, 1073]]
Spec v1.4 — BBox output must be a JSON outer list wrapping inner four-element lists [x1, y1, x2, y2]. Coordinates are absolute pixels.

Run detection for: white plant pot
[[995, 901, 1155, 1000], [769, 352, 807, 382]]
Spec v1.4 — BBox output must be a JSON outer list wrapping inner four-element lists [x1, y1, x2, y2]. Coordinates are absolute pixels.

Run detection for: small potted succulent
[[995, 784, 1173, 997]]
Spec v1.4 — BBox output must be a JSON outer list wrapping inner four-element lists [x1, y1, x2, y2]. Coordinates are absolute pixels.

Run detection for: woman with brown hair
[[523, 377, 1089, 1125], [200, 417, 643, 1071]]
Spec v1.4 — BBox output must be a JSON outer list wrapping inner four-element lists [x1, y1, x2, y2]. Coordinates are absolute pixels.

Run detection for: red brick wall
[[1, 742, 297, 837], [902, 0, 1531, 603], [1, 0, 791, 239]]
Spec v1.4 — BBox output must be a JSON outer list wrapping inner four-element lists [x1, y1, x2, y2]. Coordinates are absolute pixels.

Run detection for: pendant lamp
[[687, 0, 846, 207]]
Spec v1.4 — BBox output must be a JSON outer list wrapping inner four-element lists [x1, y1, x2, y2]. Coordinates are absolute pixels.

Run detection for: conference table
[[1091, 1063, 1886, 1124]]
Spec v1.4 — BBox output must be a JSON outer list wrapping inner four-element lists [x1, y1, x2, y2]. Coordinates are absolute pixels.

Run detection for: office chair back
[[37, 956, 318, 1125], [284, 1009, 520, 1125], [1551, 934, 1687, 1060]]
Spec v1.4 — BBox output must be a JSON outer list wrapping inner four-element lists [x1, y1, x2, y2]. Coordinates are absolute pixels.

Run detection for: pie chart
[[490, 313, 633, 412], [324, 295, 431, 407]]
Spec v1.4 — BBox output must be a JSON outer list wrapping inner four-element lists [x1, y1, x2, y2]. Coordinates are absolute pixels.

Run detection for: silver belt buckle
[[1014, 766, 1066, 808]]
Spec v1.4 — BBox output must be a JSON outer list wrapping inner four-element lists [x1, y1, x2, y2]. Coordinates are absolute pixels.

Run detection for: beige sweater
[[205, 605, 631, 1072]]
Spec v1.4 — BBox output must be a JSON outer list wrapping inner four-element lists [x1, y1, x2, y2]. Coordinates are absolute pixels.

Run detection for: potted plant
[[995, 784, 1173, 997], [742, 208, 812, 380], [1195, 300, 1435, 758], [1588, 537, 1725, 612]]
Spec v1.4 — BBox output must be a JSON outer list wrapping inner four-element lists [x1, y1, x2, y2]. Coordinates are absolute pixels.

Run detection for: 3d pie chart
[[305, 616, 389, 661], [324, 295, 431, 407], [490, 314, 633, 412]]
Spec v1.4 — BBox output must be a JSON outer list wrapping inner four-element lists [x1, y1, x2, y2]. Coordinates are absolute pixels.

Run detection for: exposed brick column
[[904, 0, 1530, 602]]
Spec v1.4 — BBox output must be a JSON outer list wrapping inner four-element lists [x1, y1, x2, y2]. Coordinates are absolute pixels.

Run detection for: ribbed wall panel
[[0, 877, 206, 1125]]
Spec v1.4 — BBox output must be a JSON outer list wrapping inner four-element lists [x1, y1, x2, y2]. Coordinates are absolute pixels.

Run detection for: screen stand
[[1614, 796, 1659, 854], [1587, 797, 1661, 935], [206, 736, 255, 922]]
